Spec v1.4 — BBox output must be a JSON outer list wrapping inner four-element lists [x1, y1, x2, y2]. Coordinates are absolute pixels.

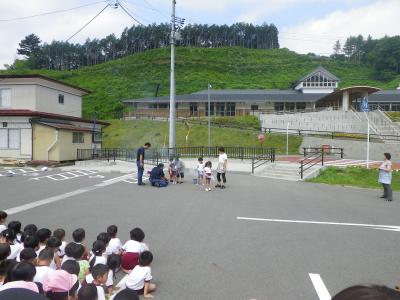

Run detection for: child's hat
[[43, 270, 78, 293]]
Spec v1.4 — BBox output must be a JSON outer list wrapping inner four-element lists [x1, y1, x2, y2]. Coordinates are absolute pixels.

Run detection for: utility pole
[[168, 0, 176, 149], [208, 83, 211, 150]]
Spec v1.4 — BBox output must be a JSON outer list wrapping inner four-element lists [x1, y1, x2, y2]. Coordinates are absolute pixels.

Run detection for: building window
[[286, 103, 295, 112], [148, 104, 157, 109], [0, 129, 20, 149], [226, 103, 236, 116], [158, 103, 168, 109], [205, 103, 214, 116], [251, 105, 259, 111], [189, 103, 198, 116], [391, 104, 400, 111], [72, 132, 84, 144], [296, 102, 306, 111], [58, 94, 64, 104], [216, 103, 225, 116], [92, 132, 103, 143], [274, 102, 284, 112], [0, 89, 11, 107]]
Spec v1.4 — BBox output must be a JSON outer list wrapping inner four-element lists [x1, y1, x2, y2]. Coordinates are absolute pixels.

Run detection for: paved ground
[[0, 164, 399, 300]]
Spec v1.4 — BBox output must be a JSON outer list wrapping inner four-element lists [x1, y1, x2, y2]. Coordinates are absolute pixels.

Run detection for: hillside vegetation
[[103, 119, 302, 154], [3, 47, 399, 118]]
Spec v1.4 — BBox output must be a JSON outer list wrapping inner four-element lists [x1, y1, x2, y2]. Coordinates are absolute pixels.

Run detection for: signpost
[[361, 96, 370, 168]]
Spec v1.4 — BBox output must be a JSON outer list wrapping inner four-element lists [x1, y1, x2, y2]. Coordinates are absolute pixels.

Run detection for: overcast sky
[[0, 0, 399, 68]]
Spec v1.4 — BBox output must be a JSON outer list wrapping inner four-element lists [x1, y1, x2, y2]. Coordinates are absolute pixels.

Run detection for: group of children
[[0, 211, 156, 300]]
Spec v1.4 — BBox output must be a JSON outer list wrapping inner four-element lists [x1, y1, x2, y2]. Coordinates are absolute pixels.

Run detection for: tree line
[[332, 35, 400, 80], [9, 22, 279, 70]]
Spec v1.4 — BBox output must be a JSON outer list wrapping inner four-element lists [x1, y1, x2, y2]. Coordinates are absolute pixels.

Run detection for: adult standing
[[136, 142, 151, 186], [378, 152, 393, 201], [216, 146, 228, 189]]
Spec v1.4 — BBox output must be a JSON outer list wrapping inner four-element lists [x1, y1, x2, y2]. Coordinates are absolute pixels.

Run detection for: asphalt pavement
[[0, 165, 399, 300]]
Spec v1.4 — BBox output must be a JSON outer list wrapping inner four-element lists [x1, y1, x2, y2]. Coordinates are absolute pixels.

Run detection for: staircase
[[254, 161, 322, 181], [367, 110, 400, 143]]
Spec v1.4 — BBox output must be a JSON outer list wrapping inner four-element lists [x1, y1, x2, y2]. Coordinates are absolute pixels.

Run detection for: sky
[[0, 0, 399, 68]]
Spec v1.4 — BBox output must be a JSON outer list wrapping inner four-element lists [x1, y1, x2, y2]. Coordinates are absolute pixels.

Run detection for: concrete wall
[[35, 85, 82, 117], [0, 85, 36, 110], [32, 124, 59, 161], [58, 130, 92, 161]]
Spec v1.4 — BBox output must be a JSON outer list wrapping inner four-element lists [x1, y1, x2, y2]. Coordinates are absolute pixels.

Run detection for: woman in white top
[[216, 147, 228, 189], [378, 152, 393, 201]]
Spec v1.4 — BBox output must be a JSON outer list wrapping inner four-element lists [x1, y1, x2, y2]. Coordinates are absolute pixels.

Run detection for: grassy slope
[[103, 119, 302, 154], [2, 47, 400, 118], [308, 167, 400, 191]]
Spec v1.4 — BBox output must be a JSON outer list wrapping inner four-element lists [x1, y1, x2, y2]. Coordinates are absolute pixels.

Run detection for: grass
[[103, 119, 302, 154], [308, 166, 400, 191], [2, 47, 399, 118], [387, 112, 400, 122]]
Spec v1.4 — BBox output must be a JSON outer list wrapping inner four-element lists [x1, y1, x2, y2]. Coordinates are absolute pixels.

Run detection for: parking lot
[[1, 164, 399, 299]]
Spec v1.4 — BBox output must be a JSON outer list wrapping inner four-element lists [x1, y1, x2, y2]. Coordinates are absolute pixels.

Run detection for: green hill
[[3, 47, 400, 118]]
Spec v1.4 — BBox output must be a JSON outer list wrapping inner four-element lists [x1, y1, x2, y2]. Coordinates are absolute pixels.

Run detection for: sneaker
[[220, 185, 226, 189], [205, 188, 209, 192], [215, 184, 221, 188]]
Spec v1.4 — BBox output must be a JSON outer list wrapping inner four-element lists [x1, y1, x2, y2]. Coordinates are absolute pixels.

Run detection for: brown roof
[[0, 74, 90, 94], [0, 109, 109, 126], [37, 122, 94, 132]]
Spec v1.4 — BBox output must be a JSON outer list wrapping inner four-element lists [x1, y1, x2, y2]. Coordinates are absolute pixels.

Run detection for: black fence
[[299, 147, 344, 179], [77, 146, 276, 165]]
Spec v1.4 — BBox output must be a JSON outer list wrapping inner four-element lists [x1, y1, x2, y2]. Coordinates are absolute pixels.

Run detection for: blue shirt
[[136, 147, 145, 162], [150, 167, 165, 180]]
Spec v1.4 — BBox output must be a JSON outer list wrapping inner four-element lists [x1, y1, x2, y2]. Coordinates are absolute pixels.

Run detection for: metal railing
[[251, 153, 276, 174], [299, 147, 344, 179], [77, 146, 276, 164]]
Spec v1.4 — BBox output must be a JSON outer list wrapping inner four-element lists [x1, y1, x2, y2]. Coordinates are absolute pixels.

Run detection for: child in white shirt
[[106, 225, 123, 255], [204, 161, 212, 191], [34, 248, 54, 284], [0, 211, 7, 234], [125, 251, 156, 298], [197, 157, 205, 185], [121, 228, 148, 273]]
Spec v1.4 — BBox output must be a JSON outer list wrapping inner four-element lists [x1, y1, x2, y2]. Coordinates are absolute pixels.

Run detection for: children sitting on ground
[[19, 248, 37, 264], [0, 211, 7, 234], [87, 263, 109, 300], [121, 227, 148, 273], [106, 225, 123, 255], [197, 157, 205, 185], [204, 161, 213, 191], [34, 248, 54, 284], [53, 228, 66, 259], [72, 228, 90, 260], [125, 251, 156, 298], [89, 240, 107, 270]]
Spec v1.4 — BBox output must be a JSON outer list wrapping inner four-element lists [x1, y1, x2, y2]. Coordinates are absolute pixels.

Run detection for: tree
[[333, 40, 341, 55], [17, 34, 41, 57]]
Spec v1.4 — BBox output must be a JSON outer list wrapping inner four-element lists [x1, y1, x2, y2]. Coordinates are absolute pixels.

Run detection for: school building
[[123, 66, 400, 118], [0, 74, 109, 163]]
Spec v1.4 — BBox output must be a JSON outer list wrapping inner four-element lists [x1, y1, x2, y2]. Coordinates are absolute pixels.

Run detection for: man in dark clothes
[[136, 142, 151, 186], [149, 164, 168, 187]]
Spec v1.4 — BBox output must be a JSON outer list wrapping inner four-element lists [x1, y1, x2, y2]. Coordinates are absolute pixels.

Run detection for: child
[[197, 157, 205, 185], [121, 228, 147, 273], [87, 263, 109, 300], [175, 157, 185, 184], [97, 232, 111, 259], [216, 146, 228, 189], [106, 225, 122, 255], [0, 259, 16, 286], [46, 236, 62, 270], [61, 260, 80, 277], [105, 254, 121, 294], [125, 251, 156, 298], [0, 212, 7, 234], [73, 228, 90, 260], [0, 244, 11, 261], [168, 157, 177, 184], [78, 284, 99, 300], [204, 161, 212, 191], [7, 221, 22, 244], [19, 248, 37, 264], [34, 247, 54, 284], [89, 240, 107, 270], [43, 269, 79, 300], [53, 228, 66, 258], [64, 242, 89, 282], [35, 228, 52, 254], [1, 229, 23, 260], [113, 289, 139, 300]]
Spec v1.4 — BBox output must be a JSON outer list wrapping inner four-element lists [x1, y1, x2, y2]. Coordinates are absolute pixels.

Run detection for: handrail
[[299, 150, 324, 180], [251, 151, 276, 174]]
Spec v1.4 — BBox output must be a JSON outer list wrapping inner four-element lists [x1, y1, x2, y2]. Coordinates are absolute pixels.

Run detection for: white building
[[0, 74, 108, 163]]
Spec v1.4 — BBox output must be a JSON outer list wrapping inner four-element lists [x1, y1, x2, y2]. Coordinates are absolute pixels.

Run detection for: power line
[[119, 0, 151, 24], [118, 1, 145, 26], [66, 4, 110, 42], [0, 1, 107, 22]]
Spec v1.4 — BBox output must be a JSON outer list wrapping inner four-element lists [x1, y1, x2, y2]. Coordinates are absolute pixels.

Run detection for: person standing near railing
[[216, 147, 228, 189], [378, 152, 393, 202], [136, 142, 151, 186]]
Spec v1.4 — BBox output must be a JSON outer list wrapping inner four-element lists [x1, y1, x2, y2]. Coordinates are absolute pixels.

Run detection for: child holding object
[[204, 161, 212, 191]]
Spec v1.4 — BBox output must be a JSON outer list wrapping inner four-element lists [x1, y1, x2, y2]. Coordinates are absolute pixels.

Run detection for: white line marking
[[236, 217, 400, 232], [309, 274, 331, 300], [5, 173, 136, 215]]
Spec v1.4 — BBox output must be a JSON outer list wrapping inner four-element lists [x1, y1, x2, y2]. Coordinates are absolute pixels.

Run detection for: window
[[274, 102, 284, 111], [58, 94, 64, 104], [158, 103, 168, 109], [216, 103, 225, 116], [0, 129, 20, 149], [189, 103, 198, 116], [72, 132, 84, 144], [92, 132, 103, 143], [251, 105, 259, 111], [226, 103, 236, 116], [286, 103, 295, 112], [391, 104, 400, 111], [0, 89, 11, 107], [205, 103, 214, 116], [148, 104, 157, 109], [296, 102, 306, 111]]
